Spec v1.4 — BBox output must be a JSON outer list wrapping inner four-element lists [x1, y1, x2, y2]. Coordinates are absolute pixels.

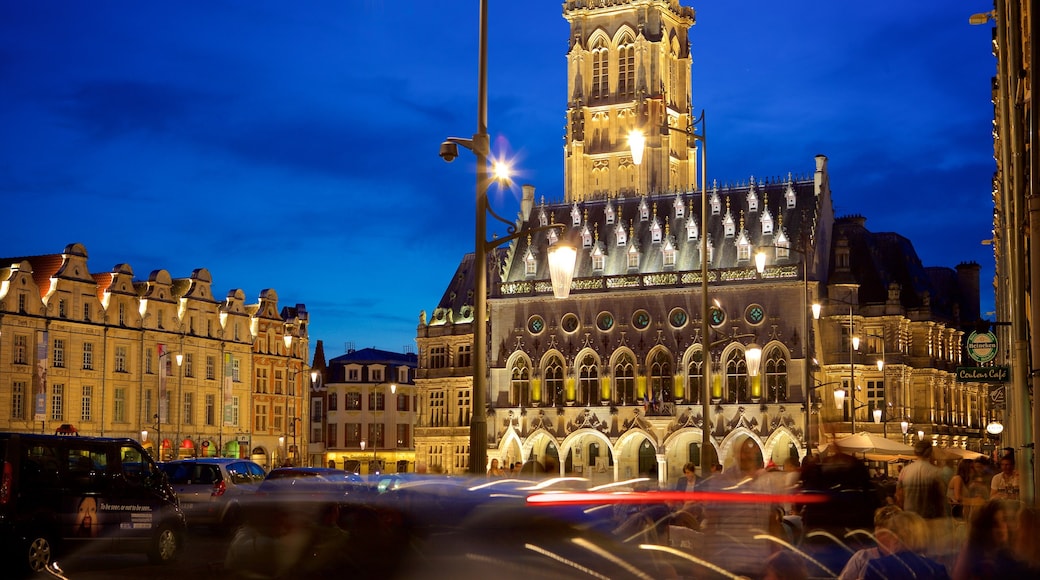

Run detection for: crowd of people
[[542, 439, 1037, 579]]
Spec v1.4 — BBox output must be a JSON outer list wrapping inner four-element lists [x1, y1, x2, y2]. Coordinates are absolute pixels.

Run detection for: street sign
[[966, 331, 998, 363], [956, 366, 1010, 382], [989, 384, 1006, 409]]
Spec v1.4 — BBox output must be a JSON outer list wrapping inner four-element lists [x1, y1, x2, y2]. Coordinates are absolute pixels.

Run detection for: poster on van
[[67, 496, 156, 537]]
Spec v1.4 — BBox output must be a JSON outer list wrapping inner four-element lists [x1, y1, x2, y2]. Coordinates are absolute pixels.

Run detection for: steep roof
[[329, 347, 417, 367]]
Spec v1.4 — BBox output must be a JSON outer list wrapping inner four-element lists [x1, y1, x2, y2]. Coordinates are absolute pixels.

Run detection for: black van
[[0, 433, 186, 574]]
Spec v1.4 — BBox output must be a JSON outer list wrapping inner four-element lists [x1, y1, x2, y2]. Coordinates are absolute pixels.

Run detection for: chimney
[[956, 261, 981, 323], [521, 184, 535, 221]]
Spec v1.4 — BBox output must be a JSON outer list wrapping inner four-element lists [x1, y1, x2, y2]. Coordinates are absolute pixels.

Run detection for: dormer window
[[747, 186, 758, 213], [761, 207, 774, 235], [785, 176, 797, 208], [639, 197, 649, 221], [581, 224, 593, 248], [571, 203, 581, 226], [651, 218, 662, 244], [710, 191, 721, 215], [662, 241, 676, 268], [737, 233, 752, 262], [605, 201, 616, 225], [627, 245, 640, 269], [673, 194, 685, 219], [591, 247, 605, 271], [616, 222, 627, 247], [686, 216, 698, 241], [524, 248, 537, 276], [723, 212, 735, 238], [707, 237, 715, 263], [538, 207, 548, 227], [776, 234, 791, 259], [547, 228, 559, 245]]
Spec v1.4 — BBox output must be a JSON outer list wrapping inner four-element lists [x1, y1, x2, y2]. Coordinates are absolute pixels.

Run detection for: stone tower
[[563, 0, 698, 202]]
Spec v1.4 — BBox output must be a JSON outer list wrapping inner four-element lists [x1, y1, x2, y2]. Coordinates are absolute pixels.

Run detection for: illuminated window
[[614, 353, 635, 405], [82, 386, 94, 422], [544, 356, 565, 407], [618, 37, 635, 99], [52, 339, 65, 368], [82, 342, 93, 370], [591, 39, 608, 101], [510, 358, 530, 407]]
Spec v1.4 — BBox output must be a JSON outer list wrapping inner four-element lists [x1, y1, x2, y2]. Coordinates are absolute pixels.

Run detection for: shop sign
[[966, 331, 998, 363], [956, 366, 1009, 382]]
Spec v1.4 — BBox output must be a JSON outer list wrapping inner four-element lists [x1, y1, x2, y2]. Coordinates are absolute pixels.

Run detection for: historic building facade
[[414, 0, 990, 484], [0, 242, 311, 469], [322, 347, 417, 474]]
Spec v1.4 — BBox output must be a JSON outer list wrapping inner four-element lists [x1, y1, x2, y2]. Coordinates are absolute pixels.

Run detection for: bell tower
[[563, 0, 698, 203]]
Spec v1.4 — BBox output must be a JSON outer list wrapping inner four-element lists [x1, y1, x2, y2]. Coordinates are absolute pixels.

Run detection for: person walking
[[896, 440, 946, 519]]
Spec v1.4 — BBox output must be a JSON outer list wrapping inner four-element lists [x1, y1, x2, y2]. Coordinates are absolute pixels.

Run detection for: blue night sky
[[0, 1, 996, 358]]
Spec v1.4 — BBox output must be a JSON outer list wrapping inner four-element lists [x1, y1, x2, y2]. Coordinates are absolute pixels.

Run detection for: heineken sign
[[966, 331, 998, 363], [956, 366, 1010, 383]]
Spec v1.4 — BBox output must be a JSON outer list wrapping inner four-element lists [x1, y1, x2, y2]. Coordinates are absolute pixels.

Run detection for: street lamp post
[[287, 417, 300, 466], [440, 0, 574, 476], [869, 332, 888, 438], [157, 348, 182, 462], [848, 313, 859, 433], [631, 111, 709, 475], [900, 420, 909, 445]]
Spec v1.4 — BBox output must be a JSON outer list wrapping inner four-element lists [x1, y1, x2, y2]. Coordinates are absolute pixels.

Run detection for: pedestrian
[[487, 458, 504, 478], [838, 505, 903, 580], [862, 510, 949, 580], [989, 454, 1019, 501], [896, 440, 946, 519], [948, 459, 973, 521], [953, 499, 1031, 579]]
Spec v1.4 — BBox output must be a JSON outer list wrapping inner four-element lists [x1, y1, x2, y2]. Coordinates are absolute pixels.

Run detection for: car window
[[163, 463, 192, 484], [247, 463, 266, 481], [22, 443, 62, 486], [198, 465, 220, 485], [226, 463, 251, 485]]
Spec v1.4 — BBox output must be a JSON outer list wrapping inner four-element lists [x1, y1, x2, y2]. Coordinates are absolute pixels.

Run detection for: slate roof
[[502, 175, 821, 287]]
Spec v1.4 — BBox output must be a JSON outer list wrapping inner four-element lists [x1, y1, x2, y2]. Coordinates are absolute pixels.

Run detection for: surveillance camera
[[439, 141, 459, 163]]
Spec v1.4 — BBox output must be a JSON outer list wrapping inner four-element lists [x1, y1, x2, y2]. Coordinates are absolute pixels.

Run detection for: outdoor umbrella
[[935, 447, 983, 461], [825, 432, 915, 456]]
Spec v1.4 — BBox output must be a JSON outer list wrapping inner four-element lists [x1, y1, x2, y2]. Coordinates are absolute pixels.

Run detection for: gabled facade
[[323, 347, 417, 474], [0, 242, 310, 469], [415, 0, 989, 484]]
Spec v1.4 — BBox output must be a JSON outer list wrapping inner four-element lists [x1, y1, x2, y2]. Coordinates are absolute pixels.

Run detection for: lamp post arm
[[486, 220, 566, 251]]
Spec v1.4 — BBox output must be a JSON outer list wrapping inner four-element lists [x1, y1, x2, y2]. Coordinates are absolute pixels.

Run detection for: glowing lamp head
[[627, 130, 646, 165], [547, 241, 577, 299]]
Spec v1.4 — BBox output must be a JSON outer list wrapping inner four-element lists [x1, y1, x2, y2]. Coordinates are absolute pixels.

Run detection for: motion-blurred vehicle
[[0, 433, 185, 575], [158, 457, 265, 533]]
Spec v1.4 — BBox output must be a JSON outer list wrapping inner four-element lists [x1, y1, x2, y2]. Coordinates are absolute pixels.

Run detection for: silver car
[[159, 458, 265, 532]]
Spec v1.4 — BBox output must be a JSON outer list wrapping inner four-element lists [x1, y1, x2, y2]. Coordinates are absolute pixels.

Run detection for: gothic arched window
[[686, 349, 704, 404], [764, 348, 788, 403], [618, 36, 635, 99], [614, 353, 636, 405], [649, 350, 673, 406], [725, 350, 749, 403], [578, 354, 599, 405], [510, 358, 530, 407], [544, 355, 565, 407], [591, 39, 608, 102]]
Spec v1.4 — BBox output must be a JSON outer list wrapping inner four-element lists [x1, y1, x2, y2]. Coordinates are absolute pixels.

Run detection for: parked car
[[257, 467, 366, 497], [158, 458, 265, 532], [0, 433, 186, 575]]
